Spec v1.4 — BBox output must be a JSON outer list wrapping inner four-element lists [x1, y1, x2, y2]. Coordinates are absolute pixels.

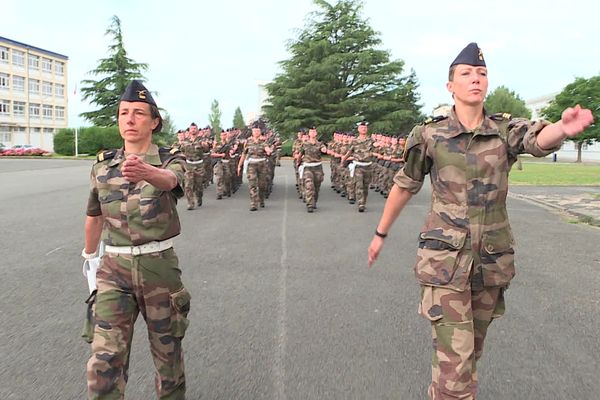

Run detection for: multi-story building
[[0, 36, 68, 151]]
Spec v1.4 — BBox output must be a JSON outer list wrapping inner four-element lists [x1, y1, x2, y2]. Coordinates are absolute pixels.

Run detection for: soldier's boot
[[250, 206, 258, 211], [217, 194, 222, 200], [341, 192, 346, 197], [197, 197, 202, 207], [260, 201, 265, 208], [307, 205, 314, 213], [187, 204, 195, 210], [375, 187, 380, 192], [358, 205, 365, 212], [349, 199, 355, 204]]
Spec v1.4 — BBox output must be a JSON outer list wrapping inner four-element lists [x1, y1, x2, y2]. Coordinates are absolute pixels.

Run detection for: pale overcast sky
[[4, 0, 599, 131]]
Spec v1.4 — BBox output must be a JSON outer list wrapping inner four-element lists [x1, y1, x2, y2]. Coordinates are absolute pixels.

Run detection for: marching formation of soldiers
[[174, 118, 405, 213], [174, 120, 283, 211], [292, 120, 407, 213]]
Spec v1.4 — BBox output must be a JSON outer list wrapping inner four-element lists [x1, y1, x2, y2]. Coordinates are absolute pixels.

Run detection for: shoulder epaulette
[[490, 112, 512, 121], [96, 149, 116, 162], [423, 115, 448, 125]]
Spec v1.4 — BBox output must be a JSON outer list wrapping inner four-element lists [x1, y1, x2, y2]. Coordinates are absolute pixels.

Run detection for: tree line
[[64, 3, 599, 161]]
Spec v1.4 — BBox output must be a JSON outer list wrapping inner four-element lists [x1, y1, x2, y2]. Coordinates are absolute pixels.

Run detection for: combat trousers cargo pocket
[[81, 290, 97, 343], [418, 286, 443, 322], [491, 288, 506, 319], [170, 287, 191, 339]]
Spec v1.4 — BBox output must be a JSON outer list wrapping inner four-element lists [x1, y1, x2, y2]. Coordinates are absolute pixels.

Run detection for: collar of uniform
[[143, 143, 162, 166], [445, 107, 501, 138]]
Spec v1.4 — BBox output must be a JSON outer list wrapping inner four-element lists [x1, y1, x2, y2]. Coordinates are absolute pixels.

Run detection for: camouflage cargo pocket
[[414, 230, 471, 291], [418, 286, 443, 321], [81, 290, 97, 344], [481, 228, 515, 287], [170, 287, 191, 338]]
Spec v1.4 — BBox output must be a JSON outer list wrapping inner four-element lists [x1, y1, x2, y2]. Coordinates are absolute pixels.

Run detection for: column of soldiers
[[174, 123, 249, 209], [370, 134, 406, 198]]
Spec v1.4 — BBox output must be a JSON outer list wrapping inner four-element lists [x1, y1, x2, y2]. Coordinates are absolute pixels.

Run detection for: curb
[[508, 192, 600, 227]]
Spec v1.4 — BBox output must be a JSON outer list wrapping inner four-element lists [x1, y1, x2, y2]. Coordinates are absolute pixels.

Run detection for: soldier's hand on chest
[[122, 154, 151, 183]]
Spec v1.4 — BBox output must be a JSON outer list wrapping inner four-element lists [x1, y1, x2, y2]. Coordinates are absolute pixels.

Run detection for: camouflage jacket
[[243, 137, 268, 159], [393, 108, 560, 290], [86, 144, 186, 246], [347, 136, 374, 162], [299, 140, 325, 163], [179, 137, 205, 162]]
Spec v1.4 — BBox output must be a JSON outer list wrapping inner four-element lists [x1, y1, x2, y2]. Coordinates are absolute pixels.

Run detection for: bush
[[281, 140, 293, 157], [54, 128, 76, 155], [54, 126, 123, 156]]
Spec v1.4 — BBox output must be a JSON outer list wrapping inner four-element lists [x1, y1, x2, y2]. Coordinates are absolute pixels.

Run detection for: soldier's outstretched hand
[[368, 236, 384, 268], [561, 105, 594, 137]]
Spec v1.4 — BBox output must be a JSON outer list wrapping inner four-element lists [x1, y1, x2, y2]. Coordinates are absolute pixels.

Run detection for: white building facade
[[0, 36, 68, 152]]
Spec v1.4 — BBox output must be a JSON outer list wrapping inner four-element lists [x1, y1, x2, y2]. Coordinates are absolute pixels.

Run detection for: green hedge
[[54, 127, 175, 156]]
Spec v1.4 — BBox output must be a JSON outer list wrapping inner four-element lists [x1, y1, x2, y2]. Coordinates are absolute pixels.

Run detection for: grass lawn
[[509, 161, 600, 185]]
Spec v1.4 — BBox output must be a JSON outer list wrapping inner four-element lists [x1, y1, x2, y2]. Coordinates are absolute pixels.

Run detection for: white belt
[[220, 159, 230, 163], [302, 161, 322, 167], [248, 157, 266, 163], [105, 239, 174, 256], [186, 159, 204, 164], [354, 161, 372, 166]]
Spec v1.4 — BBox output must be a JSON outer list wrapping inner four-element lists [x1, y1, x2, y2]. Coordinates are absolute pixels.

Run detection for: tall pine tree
[[80, 15, 149, 126], [208, 100, 222, 138], [263, 0, 423, 139], [233, 107, 245, 129]]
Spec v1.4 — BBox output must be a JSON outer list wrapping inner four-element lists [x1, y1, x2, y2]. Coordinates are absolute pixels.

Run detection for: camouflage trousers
[[184, 164, 205, 208], [85, 249, 191, 399], [353, 165, 372, 207], [214, 160, 232, 196], [303, 165, 324, 208], [330, 159, 339, 189], [247, 161, 267, 207], [419, 285, 505, 400]]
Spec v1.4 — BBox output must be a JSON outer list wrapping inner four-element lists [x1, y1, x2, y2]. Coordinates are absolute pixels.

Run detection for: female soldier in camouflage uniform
[[367, 43, 594, 400], [82, 80, 191, 399], [298, 126, 327, 212], [237, 122, 273, 211]]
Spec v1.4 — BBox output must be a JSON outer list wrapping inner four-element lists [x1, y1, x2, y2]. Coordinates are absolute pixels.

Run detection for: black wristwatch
[[374, 229, 387, 239]]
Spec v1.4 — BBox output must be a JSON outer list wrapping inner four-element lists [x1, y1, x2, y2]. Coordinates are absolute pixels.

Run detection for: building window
[[0, 46, 8, 64], [29, 103, 40, 117], [12, 50, 25, 67], [0, 100, 10, 115], [13, 101, 25, 116], [28, 54, 40, 70], [12, 75, 25, 92], [0, 73, 9, 90], [29, 79, 40, 94], [42, 58, 53, 73], [42, 104, 53, 119], [55, 106, 65, 119], [43, 127, 54, 134], [42, 81, 53, 97], [55, 83, 64, 97], [55, 61, 64, 76], [0, 129, 11, 143]]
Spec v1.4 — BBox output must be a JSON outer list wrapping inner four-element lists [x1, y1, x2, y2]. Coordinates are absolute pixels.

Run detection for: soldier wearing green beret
[[82, 80, 191, 399], [368, 42, 594, 399]]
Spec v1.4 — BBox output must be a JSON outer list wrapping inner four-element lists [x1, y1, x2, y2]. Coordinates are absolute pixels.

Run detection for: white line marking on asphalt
[[274, 174, 288, 400], [45, 247, 63, 256]]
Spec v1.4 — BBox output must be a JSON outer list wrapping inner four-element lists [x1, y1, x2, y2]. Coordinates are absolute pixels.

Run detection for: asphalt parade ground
[[0, 158, 599, 400]]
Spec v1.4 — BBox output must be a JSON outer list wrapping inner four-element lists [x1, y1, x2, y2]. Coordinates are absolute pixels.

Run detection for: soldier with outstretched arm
[[367, 43, 593, 400], [82, 80, 190, 399]]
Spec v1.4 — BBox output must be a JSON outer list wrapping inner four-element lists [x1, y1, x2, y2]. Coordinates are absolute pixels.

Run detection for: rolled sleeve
[[166, 157, 186, 199], [86, 167, 101, 217], [393, 126, 429, 194], [508, 119, 560, 158]]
